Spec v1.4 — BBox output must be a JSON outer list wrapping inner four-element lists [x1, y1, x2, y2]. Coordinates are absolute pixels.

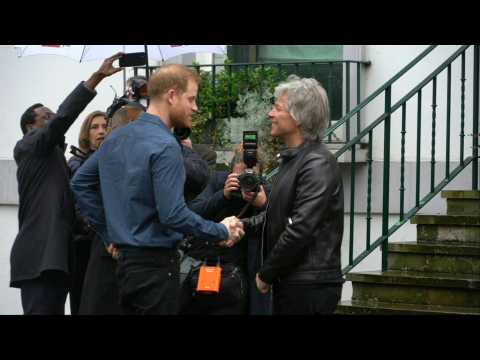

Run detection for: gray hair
[[274, 75, 330, 141]]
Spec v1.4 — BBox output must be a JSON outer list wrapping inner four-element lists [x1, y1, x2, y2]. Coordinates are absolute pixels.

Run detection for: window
[[228, 45, 343, 120]]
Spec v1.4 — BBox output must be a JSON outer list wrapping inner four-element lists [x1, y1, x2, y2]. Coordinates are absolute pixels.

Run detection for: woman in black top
[[67, 110, 107, 315]]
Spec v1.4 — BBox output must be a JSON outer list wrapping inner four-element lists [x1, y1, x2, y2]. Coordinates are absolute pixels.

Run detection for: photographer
[[10, 53, 123, 315], [105, 76, 148, 118], [67, 110, 108, 315], [180, 143, 271, 315]]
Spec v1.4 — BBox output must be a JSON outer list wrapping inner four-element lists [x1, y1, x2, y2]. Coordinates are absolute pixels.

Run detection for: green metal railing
[[134, 59, 371, 143], [325, 45, 479, 274]]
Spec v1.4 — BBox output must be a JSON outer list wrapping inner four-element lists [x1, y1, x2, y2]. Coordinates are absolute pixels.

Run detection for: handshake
[[219, 216, 245, 248]]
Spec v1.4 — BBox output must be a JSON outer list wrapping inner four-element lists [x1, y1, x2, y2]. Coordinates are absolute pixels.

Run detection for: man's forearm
[[84, 71, 106, 91]]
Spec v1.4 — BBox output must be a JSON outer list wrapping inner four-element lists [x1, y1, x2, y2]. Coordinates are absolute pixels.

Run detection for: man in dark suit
[[10, 53, 123, 315]]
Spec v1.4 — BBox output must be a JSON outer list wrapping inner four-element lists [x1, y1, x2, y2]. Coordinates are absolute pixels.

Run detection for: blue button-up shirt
[[71, 113, 228, 249]]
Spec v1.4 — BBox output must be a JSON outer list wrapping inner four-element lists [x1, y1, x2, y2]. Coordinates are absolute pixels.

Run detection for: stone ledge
[[411, 215, 480, 226], [442, 190, 480, 199], [346, 270, 480, 290], [388, 241, 480, 256], [336, 300, 480, 315]]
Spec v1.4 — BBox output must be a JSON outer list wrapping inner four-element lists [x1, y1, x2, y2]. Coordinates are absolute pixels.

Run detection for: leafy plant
[[191, 61, 287, 148]]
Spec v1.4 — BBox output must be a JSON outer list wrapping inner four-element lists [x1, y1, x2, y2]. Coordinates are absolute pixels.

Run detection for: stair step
[[442, 191, 480, 216], [441, 190, 480, 199], [411, 215, 480, 245], [388, 242, 480, 275], [347, 270, 480, 308], [336, 300, 480, 315], [411, 215, 480, 226]]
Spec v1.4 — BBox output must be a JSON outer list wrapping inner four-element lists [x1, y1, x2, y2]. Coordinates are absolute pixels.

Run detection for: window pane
[[258, 45, 343, 61]]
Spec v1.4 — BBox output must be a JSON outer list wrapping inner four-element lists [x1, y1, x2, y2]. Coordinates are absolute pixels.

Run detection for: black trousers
[[20, 270, 69, 315], [273, 282, 342, 315], [116, 246, 180, 315], [247, 236, 272, 315], [69, 239, 92, 315], [79, 239, 121, 315]]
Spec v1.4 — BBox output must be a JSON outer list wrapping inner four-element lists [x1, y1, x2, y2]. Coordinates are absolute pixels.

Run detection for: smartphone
[[119, 52, 147, 67]]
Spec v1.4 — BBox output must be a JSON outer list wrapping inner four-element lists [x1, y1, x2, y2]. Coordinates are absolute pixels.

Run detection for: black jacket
[[182, 145, 210, 203], [10, 82, 96, 287], [187, 171, 266, 268], [256, 141, 344, 285]]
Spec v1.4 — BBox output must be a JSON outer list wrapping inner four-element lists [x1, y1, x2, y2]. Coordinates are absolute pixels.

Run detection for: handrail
[[324, 45, 437, 138], [330, 45, 478, 274]]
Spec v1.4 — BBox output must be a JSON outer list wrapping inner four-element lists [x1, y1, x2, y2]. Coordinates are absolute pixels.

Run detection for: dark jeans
[[116, 246, 180, 315], [273, 282, 342, 315], [20, 270, 69, 315]]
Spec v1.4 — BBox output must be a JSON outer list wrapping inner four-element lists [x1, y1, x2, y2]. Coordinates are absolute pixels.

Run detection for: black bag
[[186, 261, 247, 308]]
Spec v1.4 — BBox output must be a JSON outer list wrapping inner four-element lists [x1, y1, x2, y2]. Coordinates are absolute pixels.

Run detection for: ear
[[166, 88, 177, 106]]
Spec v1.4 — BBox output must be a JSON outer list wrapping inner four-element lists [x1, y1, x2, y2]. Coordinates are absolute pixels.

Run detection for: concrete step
[[388, 241, 480, 275], [442, 190, 480, 216], [411, 215, 480, 245], [347, 270, 480, 308], [336, 300, 480, 315]]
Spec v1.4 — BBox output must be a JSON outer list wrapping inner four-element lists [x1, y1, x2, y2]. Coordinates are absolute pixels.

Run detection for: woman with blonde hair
[[67, 110, 107, 315]]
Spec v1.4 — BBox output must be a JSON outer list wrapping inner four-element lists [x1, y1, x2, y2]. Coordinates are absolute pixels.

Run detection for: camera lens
[[239, 171, 260, 193]]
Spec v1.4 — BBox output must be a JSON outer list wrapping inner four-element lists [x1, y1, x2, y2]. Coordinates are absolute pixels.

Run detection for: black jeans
[[273, 282, 343, 315], [116, 246, 180, 315], [20, 270, 69, 315]]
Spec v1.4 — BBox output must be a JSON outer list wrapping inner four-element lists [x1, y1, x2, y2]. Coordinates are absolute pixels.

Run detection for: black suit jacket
[[10, 82, 96, 287]]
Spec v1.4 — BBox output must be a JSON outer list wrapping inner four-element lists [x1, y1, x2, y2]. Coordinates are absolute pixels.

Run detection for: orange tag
[[196, 265, 222, 293]]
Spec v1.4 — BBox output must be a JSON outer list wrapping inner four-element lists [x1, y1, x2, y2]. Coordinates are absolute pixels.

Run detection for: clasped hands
[[219, 216, 245, 248]]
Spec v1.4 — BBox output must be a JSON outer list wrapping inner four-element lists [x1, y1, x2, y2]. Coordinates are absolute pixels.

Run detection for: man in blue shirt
[[71, 64, 244, 314]]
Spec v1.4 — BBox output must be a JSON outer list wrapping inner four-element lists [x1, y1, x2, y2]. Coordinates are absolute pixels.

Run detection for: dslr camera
[[237, 131, 263, 193]]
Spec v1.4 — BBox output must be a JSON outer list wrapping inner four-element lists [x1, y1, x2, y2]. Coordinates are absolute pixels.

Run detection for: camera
[[238, 169, 262, 193], [106, 77, 148, 119], [69, 145, 89, 160], [237, 131, 263, 193]]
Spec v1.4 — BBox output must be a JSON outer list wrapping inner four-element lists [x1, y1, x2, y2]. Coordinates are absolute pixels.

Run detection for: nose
[[192, 102, 198, 113]]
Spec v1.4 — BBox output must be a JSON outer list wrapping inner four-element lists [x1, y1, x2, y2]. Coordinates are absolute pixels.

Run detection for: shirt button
[[168, 272, 172, 277]]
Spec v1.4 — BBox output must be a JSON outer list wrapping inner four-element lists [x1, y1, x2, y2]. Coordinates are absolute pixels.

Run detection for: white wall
[[0, 45, 127, 160], [0, 205, 72, 314], [362, 45, 475, 162], [0, 206, 20, 314]]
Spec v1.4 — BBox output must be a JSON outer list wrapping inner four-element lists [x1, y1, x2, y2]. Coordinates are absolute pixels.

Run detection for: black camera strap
[[237, 187, 260, 219]]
